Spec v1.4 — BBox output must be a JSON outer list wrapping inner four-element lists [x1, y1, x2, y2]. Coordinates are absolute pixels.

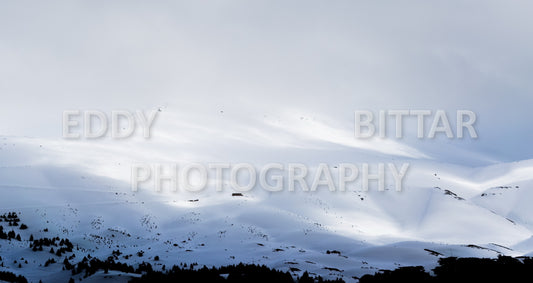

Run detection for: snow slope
[[1, 136, 533, 282]]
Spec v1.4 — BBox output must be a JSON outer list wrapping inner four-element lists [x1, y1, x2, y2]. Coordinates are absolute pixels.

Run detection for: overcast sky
[[1, 0, 533, 171]]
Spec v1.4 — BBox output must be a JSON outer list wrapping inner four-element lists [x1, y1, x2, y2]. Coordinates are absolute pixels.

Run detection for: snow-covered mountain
[[1, 136, 533, 283], [3, 1, 533, 282]]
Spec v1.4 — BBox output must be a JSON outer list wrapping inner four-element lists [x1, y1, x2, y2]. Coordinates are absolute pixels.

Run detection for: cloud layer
[[1, 0, 532, 166]]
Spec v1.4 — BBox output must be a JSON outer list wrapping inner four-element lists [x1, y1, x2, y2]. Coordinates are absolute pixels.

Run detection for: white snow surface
[[0, 136, 533, 283]]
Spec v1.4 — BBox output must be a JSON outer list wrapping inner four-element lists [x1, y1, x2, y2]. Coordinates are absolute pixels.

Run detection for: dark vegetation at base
[[360, 256, 533, 283], [59, 253, 343, 282], [0, 212, 24, 241], [62, 255, 343, 283], [0, 212, 27, 283], [0, 225, 21, 241], [0, 212, 340, 283], [30, 236, 74, 256], [128, 263, 344, 283], [0, 270, 27, 283], [4, 212, 533, 283]]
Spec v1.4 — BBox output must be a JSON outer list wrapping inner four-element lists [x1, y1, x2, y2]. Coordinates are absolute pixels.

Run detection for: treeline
[[0, 225, 22, 241], [0, 212, 27, 241], [60, 257, 343, 283], [0, 212, 21, 226], [360, 256, 533, 283], [129, 262, 344, 283], [0, 270, 27, 283], [30, 236, 74, 256], [64, 256, 153, 278]]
